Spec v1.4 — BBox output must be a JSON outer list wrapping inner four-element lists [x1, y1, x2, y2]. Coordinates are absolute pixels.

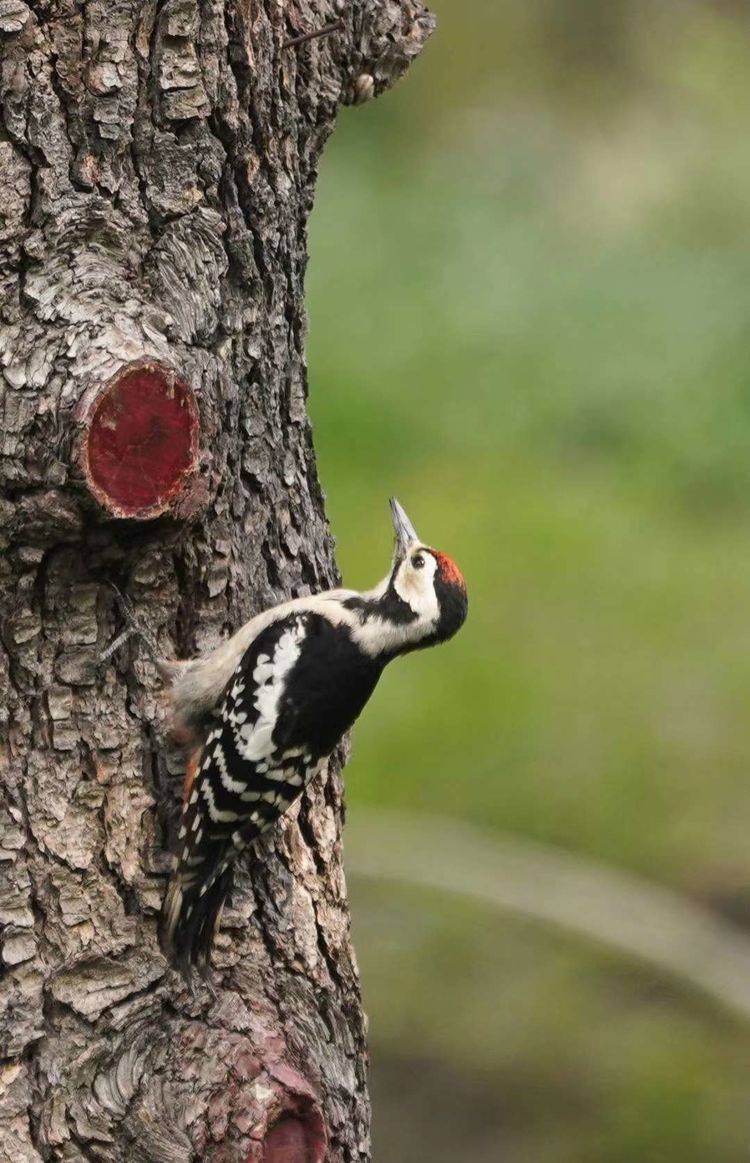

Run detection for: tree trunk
[[0, 2, 433, 1159]]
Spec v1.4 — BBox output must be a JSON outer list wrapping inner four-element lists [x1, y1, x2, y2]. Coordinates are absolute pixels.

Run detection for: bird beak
[[390, 497, 420, 556]]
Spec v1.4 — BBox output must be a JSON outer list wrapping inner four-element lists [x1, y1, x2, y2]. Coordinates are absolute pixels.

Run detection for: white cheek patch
[[393, 553, 439, 623]]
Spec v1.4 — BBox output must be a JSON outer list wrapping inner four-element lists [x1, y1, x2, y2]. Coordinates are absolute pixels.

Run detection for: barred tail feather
[[159, 854, 234, 977]]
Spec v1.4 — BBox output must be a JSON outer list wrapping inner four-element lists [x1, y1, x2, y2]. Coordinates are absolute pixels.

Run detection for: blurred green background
[[307, 1, 750, 1158]]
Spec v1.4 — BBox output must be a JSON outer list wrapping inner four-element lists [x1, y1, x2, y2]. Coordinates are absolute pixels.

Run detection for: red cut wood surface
[[83, 362, 199, 518]]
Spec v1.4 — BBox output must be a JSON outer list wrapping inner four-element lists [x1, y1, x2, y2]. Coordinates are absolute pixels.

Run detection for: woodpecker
[[159, 499, 467, 974]]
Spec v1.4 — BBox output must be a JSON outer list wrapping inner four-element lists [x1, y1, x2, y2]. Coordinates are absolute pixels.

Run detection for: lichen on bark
[[0, 1, 433, 1159]]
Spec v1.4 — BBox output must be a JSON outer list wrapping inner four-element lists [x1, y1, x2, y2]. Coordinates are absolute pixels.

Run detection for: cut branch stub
[[80, 361, 200, 519]]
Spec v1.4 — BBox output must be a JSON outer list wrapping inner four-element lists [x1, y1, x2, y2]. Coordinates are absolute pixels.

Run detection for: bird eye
[[412, 553, 425, 570]]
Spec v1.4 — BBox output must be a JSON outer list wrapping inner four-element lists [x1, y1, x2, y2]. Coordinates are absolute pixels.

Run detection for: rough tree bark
[[0, 2, 433, 1159]]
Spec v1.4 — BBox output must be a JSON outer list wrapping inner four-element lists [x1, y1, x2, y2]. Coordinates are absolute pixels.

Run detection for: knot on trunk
[[88, 1022, 331, 1162], [345, 0, 436, 105]]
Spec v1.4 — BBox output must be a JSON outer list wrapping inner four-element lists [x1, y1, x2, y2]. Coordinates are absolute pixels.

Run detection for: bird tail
[[159, 851, 234, 978]]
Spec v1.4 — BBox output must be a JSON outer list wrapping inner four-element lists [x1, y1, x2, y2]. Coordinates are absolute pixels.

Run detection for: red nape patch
[[434, 550, 466, 590], [83, 362, 199, 519]]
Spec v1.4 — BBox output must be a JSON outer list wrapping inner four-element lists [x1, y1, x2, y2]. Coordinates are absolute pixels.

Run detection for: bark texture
[[0, 2, 433, 1159]]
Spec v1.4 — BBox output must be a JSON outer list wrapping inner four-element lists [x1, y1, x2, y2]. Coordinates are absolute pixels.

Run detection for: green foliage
[[306, 1, 750, 1156]]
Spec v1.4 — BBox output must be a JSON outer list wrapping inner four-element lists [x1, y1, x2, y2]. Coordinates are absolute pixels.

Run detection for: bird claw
[[98, 582, 161, 665]]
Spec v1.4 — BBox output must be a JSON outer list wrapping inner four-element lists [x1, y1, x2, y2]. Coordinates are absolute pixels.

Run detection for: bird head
[[384, 497, 468, 649]]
